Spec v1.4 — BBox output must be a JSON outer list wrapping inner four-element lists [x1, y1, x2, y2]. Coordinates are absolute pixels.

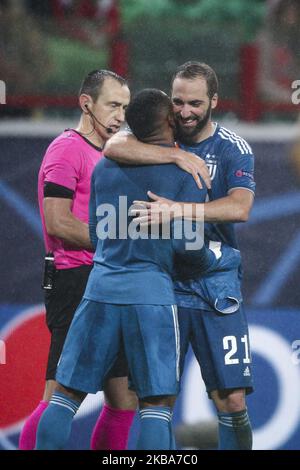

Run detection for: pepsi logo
[[0, 305, 50, 434]]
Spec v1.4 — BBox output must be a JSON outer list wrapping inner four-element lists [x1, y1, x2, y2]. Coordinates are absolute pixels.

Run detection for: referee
[[19, 70, 137, 451]]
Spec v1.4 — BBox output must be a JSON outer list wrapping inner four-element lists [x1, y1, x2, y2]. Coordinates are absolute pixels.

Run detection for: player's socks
[[19, 400, 48, 450], [35, 392, 80, 449], [218, 409, 252, 450], [169, 419, 177, 450], [137, 406, 173, 450], [90, 404, 135, 450]]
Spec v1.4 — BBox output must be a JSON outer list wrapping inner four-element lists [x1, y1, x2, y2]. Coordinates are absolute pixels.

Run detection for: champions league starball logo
[[0, 305, 104, 450], [0, 305, 49, 449]]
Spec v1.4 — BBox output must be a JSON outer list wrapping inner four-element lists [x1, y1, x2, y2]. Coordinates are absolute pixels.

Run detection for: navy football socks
[[35, 392, 80, 450], [137, 406, 174, 450], [218, 409, 252, 450]]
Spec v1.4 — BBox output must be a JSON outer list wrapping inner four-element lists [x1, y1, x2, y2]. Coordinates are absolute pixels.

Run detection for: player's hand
[[131, 191, 182, 226], [173, 149, 211, 189]]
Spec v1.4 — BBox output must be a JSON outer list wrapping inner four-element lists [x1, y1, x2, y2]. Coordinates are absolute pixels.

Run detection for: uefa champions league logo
[[291, 340, 300, 365], [0, 81, 6, 105]]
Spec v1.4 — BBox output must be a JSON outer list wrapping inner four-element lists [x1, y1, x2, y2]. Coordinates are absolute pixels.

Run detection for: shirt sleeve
[[43, 141, 81, 192], [225, 144, 256, 195], [89, 170, 98, 250]]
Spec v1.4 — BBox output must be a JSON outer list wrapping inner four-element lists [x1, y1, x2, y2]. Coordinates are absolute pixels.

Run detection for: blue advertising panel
[[0, 136, 299, 449]]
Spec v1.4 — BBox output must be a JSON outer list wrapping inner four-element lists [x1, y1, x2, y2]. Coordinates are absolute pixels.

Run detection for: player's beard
[[175, 101, 212, 144]]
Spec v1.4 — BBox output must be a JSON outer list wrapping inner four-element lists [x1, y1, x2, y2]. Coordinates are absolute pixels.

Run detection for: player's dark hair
[[79, 70, 128, 102], [171, 61, 218, 99], [125, 89, 173, 141]]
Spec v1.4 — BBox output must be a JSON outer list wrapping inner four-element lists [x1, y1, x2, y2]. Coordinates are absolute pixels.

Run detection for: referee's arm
[[44, 197, 93, 250], [88, 172, 98, 250]]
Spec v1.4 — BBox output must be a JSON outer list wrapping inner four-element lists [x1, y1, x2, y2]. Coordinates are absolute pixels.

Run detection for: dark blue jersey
[[174, 124, 255, 310], [179, 123, 255, 248], [86, 155, 210, 305]]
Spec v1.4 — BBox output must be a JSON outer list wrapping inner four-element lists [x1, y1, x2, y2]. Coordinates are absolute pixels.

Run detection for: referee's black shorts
[[45, 264, 128, 381]]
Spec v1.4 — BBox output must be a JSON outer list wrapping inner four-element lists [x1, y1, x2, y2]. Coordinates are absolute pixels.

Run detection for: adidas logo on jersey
[[243, 366, 251, 377]]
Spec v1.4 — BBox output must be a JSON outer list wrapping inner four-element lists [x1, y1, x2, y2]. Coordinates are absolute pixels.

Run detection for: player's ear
[[79, 94, 93, 114], [167, 111, 176, 129], [211, 93, 218, 110]]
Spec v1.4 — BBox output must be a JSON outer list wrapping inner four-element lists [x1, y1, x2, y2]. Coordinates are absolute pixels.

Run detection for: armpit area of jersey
[[44, 181, 74, 199]]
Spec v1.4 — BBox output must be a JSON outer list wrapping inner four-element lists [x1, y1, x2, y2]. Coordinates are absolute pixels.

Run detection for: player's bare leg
[[104, 376, 137, 409], [42, 379, 58, 401], [211, 388, 246, 412]]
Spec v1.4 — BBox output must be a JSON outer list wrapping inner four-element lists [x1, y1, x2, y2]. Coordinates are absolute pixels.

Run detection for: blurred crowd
[[257, 0, 300, 104], [0, 0, 300, 120], [26, 0, 120, 48], [0, 0, 118, 101]]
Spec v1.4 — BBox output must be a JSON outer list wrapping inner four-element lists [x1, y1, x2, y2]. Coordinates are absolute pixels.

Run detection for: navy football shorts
[[56, 300, 180, 399], [178, 304, 254, 395]]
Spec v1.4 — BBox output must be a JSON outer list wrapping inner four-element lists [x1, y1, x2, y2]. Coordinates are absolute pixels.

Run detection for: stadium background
[[1, 0, 300, 450]]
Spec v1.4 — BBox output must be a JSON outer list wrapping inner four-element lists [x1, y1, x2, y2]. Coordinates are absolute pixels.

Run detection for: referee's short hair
[[79, 70, 128, 102], [125, 88, 172, 141]]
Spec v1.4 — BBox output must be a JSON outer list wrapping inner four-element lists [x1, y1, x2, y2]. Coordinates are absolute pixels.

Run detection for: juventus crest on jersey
[[204, 153, 217, 180], [178, 123, 255, 249]]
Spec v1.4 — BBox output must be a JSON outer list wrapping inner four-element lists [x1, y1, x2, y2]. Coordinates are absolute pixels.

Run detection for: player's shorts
[[178, 305, 253, 395], [44, 265, 127, 381], [56, 300, 180, 399]]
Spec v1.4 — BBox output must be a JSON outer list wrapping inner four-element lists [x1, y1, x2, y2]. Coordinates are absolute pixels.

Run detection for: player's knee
[[56, 383, 86, 403], [223, 396, 245, 413], [106, 389, 138, 410], [139, 395, 175, 409], [212, 389, 246, 413], [104, 377, 138, 410]]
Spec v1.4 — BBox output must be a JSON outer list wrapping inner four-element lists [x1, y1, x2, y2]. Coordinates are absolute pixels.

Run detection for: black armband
[[44, 182, 74, 199]]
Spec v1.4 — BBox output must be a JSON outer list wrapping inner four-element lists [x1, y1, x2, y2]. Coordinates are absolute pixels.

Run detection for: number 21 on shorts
[[223, 335, 251, 365]]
